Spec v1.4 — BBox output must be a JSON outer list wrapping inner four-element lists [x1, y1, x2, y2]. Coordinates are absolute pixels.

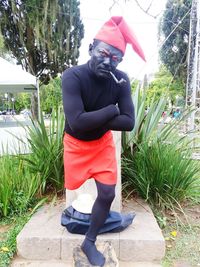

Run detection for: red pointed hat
[[95, 16, 146, 61]]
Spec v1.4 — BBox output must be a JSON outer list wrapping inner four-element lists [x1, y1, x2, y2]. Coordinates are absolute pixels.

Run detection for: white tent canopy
[[0, 57, 37, 93]]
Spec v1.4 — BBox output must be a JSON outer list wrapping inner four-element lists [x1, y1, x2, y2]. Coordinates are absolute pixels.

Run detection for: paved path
[[0, 115, 31, 155]]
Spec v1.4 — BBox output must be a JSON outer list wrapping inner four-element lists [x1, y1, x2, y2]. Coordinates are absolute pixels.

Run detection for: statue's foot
[[81, 238, 105, 266]]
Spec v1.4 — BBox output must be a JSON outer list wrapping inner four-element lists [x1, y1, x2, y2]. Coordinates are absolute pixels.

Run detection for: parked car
[[20, 109, 31, 116], [0, 110, 7, 115]]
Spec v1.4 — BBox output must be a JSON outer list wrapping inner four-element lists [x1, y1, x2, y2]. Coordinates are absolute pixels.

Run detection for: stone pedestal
[[65, 131, 122, 212], [14, 198, 166, 265]]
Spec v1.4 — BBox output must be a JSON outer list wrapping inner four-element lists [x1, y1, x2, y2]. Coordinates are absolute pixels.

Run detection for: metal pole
[[186, 2, 193, 108], [36, 79, 41, 122], [186, 0, 200, 131], [191, 0, 200, 130]]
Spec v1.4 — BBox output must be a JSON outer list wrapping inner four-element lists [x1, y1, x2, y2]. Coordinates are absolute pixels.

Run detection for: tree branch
[[133, 0, 159, 19], [109, 0, 162, 19]]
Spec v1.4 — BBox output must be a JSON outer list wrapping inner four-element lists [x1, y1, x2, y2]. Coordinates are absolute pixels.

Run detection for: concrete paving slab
[[10, 258, 71, 267], [119, 263, 161, 267], [11, 259, 161, 267]]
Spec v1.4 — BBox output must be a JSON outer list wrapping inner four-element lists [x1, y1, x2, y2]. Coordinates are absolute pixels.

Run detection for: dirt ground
[[162, 203, 200, 267], [0, 225, 10, 242]]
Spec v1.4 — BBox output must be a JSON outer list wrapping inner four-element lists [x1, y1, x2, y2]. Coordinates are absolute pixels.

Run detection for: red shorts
[[63, 131, 117, 190]]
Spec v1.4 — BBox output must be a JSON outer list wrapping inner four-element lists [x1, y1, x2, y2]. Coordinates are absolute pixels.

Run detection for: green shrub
[[21, 108, 65, 192], [122, 83, 200, 209], [122, 140, 200, 209], [122, 82, 167, 155], [0, 155, 41, 217], [0, 107, 64, 218]]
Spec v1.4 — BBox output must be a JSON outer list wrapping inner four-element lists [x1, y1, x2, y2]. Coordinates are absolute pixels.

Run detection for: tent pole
[[36, 79, 41, 121]]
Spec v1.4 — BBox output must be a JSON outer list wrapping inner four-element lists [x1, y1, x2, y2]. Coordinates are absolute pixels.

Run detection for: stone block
[[17, 202, 65, 260], [119, 211, 165, 261]]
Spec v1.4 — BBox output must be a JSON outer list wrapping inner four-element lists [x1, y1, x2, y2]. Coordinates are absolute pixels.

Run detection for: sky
[[78, 0, 167, 80]]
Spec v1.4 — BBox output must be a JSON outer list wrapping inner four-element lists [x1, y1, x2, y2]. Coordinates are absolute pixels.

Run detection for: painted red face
[[88, 41, 123, 79]]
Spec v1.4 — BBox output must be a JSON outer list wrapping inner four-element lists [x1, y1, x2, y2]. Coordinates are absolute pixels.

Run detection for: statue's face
[[88, 41, 123, 79]]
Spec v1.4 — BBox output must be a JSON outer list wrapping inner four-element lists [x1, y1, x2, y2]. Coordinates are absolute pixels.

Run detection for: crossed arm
[[62, 74, 135, 133]]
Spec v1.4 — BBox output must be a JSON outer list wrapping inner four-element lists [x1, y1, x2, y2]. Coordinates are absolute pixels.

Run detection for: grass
[[163, 226, 200, 266], [153, 200, 200, 267], [0, 196, 47, 267], [0, 213, 30, 267]]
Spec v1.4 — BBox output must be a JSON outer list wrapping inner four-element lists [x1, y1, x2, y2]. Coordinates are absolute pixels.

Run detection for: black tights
[[87, 180, 116, 239], [81, 180, 116, 266]]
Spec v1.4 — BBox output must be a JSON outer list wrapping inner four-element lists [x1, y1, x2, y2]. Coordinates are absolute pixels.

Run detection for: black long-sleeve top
[[62, 62, 135, 141]]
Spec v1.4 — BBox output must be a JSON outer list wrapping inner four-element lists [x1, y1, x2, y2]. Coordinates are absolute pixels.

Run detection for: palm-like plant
[[0, 155, 41, 217], [122, 140, 200, 209], [17, 108, 65, 193], [122, 84, 168, 155], [122, 83, 200, 209]]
